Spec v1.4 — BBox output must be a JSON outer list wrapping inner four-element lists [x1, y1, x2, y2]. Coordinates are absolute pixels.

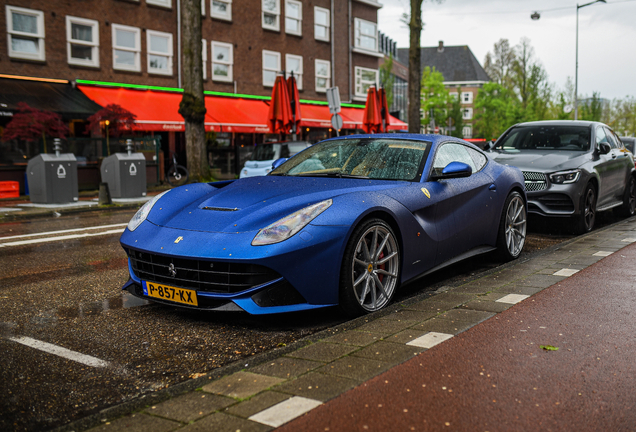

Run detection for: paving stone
[[249, 357, 323, 379], [354, 318, 417, 336], [448, 282, 494, 295], [409, 317, 480, 334], [318, 356, 392, 381], [285, 342, 357, 363], [559, 256, 604, 266], [88, 413, 180, 432], [385, 328, 429, 344], [516, 274, 565, 288], [322, 331, 382, 347], [352, 340, 424, 364], [249, 396, 322, 428], [202, 371, 284, 399], [435, 308, 495, 324], [407, 293, 473, 312], [492, 285, 542, 296], [378, 308, 439, 323], [406, 332, 454, 349], [224, 391, 292, 418], [462, 299, 514, 313], [276, 372, 359, 402], [145, 391, 234, 423], [179, 412, 270, 432]]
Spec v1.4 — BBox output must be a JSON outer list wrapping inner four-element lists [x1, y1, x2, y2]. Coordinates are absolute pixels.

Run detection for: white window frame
[[211, 41, 233, 82], [6, 6, 45, 61], [315, 59, 330, 93], [462, 91, 473, 104], [146, 0, 172, 8], [285, 54, 303, 90], [262, 0, 280, 31], [354, 66, 379, 98], [354, 18, 378, 53], [211, 0, 232, 21], [449, 92, 458, 100], [314, 7, 330, 42], [66, 16, 99, 67], [262, 50, 281, 87], [285, 0, 302, 36], [202, 0, 206, 16], [112, 24, 141, 72], [463, 125, 473, 139], [202, 39, 207, 80], [463, 108, 473, 120], [146, 30, 173, 76]]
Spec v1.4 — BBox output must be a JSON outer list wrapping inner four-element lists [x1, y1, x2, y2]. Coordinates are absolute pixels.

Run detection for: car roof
[[321, 133, 475, 147], [510, 120, 604, 128]]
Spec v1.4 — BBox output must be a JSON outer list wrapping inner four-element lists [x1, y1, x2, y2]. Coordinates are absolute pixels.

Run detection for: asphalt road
[[0, 208, 616, 432]]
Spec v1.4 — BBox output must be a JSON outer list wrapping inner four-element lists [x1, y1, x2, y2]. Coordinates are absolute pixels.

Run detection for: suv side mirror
[[598, 142, 611, 155]]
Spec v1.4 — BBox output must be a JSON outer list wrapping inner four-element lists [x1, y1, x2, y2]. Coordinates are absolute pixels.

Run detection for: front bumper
[[524, 174, 582, 217]]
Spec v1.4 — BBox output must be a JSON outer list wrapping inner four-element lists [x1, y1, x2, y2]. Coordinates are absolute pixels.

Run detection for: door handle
[[611, 153, 617, 159], [489, 184, 497, 191]]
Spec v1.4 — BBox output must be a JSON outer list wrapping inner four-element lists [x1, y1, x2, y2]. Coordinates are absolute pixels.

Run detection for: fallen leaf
[[540, 345, 559, 351]]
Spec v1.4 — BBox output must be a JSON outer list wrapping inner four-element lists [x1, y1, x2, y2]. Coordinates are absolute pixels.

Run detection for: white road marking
[[0, 223, 127, 241], [622, 238, 636, 242], [9, 336, 110, 368], [0, 228, 125, 248], [249, 396, 322, 427], [593, 251, 613, 257], [407, 332, 454, 349], [496, 294, 530, 304], [553, 268, 579, 277]]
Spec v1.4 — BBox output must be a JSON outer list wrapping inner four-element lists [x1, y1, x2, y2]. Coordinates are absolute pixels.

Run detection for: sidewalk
[[49, 216, 636, 432]]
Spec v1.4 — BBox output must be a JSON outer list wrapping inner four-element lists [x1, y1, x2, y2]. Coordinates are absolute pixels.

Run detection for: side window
[[595, 126, 608, 146], [604, 127, 619, 149], [432, 143, 476, 177], [466, 147, 487, 171]]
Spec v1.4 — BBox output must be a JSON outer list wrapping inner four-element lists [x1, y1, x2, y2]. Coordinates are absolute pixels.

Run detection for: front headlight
[[252, 199, 332, 246], [127, 190, 171, 232], [550, 169, 580, 184]]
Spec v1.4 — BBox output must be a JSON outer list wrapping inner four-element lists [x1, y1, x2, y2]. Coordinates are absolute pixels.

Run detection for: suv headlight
[[127, 190, 171, 232], [252, 199, 332, 246], [550, 170, 580, 184]]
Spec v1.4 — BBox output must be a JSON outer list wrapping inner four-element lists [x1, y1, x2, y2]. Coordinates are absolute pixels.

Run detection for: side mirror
[[598, 142, 611, 155], [485, 140, 496, 151], [272, 157, 288, 170], [431, 161, 473, 181]]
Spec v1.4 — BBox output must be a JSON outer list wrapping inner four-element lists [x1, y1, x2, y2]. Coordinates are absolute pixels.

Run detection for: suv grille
[[538, 194, 574, 212], [523, 171, 548, 192], [126, 249, 281, 294]]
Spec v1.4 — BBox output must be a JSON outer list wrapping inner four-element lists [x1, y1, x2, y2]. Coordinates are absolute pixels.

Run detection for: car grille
[[126, 249, 281, 294], [538, 194, 574, 212], [523, 171, 548, 192]]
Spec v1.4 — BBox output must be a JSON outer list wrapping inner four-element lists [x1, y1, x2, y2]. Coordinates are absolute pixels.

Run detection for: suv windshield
[[497, 125, 592, 152], [251, 142, 309, 161], [270, 138, 429, 181]]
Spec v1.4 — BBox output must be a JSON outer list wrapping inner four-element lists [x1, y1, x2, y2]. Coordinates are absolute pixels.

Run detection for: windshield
[[496, 125, 592, 152], [269, 138, 429, 181], [250, 142, 308, 161]]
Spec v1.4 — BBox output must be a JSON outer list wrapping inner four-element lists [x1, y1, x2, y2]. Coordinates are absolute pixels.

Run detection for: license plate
[[144, 281, 198, 306]]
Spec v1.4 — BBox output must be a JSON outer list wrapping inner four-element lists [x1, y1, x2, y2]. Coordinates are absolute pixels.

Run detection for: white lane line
[[249, 396, 322, 427], [407, 332, 454, 349], [0, 228, 125, 248], [9, 336, 110, 368], [496, 294, 530, 304], [0, 223, 127, 241]]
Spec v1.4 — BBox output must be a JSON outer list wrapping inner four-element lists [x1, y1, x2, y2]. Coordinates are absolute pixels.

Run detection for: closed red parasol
[[287, 74, 302, 137], [378, 88, 391, 133], [267, 75, 293, 134], [362, 86, 382, 134]]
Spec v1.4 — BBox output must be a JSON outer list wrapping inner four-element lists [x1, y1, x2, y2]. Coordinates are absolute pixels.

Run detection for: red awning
[[204, 97, 270, 133], [339, 106, 407, 131], [300, 104, 407, 131]]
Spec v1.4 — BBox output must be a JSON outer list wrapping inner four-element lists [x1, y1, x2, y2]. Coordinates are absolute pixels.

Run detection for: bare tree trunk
[[408, 0, 423, 134], [179, 0, 209, 182]]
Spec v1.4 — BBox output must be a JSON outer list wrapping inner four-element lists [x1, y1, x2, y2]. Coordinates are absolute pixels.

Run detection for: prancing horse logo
[[168, 263, 177, 277]]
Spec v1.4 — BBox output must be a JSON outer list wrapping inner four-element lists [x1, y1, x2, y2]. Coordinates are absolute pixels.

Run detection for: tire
[[615, 175, 636, 218], [339, 219, 400, 316], [166, 165, 189, 186], [496, 191, 527, 261], [575, 183, 597, 234]]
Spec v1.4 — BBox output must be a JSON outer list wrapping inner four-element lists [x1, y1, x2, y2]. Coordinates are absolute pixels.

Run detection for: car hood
[[147, 176, 405, 233], [488, 150, 588, 172]]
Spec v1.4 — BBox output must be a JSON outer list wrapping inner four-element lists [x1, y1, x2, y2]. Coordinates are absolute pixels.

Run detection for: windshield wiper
[[293, 172, 370, 179]]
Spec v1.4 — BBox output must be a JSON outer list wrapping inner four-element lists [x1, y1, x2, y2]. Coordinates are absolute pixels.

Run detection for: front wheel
[[339, 219, 401, 316], [496, 191, 527, 261], [575, 183, 596, 234], [615, 175, 636, 218], [166, 165, 189, 187]]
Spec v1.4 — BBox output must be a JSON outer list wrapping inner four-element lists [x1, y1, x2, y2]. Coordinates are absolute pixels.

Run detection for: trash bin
[[100, 139, 147, 198], [26, 153, 79, 204]]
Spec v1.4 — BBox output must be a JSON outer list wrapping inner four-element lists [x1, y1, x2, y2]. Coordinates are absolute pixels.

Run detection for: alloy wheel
[[505, 195, 526, 257]]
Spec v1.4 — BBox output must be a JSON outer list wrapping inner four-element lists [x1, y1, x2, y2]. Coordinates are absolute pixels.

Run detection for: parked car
[[488, 121, 636, 233], [620, 136, 635, 155], [240, 141, 312, 178], [120, 134, 526, 316]]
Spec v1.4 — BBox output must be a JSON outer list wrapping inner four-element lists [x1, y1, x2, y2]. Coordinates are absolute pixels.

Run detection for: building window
[[462, 108, 473, 120], [285, 54, 303, 90], [262, 50, 281, 87], [202, 39, 207, 79], [262, 0, 280, 31], [315, 59, 330, 92], [147, 0, 172, 8], [211, 0, 232, 21], [202, 0, 206, 16], [355, 66, 378, 98], [6, 6, 45, 61], [463, 125, 472, 139], [147, 30, 173, 75], [112, 24, 141, 71], [354, 18, 378, 52], [314, 7, 329, 42], [212, 41, 233, 82], [66, 16, 99, 67], [449, 92, 458, 100], [462, 92, 473, 104], [285, 1, 302, 36]]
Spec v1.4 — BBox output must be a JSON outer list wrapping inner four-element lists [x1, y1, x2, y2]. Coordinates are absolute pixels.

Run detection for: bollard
[[98, 182, 112, 205]]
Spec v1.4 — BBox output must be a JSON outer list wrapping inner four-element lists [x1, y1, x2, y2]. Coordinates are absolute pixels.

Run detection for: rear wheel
[[339, 219, 400, 316], [496, 191, 527, 261], [575, 183, 596, 234], [615, 175, 636, 218]]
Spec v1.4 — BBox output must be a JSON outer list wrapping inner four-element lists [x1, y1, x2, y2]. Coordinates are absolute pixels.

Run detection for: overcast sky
[[377, 0, 636, 101]]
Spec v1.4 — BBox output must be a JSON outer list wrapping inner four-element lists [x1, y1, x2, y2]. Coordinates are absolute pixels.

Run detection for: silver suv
[[488, 121, 636, 233]]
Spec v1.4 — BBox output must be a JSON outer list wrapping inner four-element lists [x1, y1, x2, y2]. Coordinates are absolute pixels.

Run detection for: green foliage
[[474, 83, 516, 141], [379, 55, 395, 109], [420, 66, 449, 128], [579, 92, 604, 122], [447, 88, 464, 138]]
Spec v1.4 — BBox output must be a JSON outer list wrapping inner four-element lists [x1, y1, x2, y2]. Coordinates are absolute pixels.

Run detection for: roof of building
[[397, 43, 490, 83]]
